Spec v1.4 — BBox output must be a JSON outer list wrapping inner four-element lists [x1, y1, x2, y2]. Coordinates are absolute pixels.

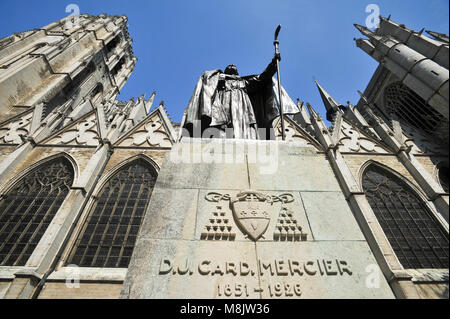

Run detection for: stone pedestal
[[120, 139, 394, 299]]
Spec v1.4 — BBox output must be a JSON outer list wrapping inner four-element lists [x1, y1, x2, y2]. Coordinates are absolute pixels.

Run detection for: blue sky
[[1, 0, 448, 123]]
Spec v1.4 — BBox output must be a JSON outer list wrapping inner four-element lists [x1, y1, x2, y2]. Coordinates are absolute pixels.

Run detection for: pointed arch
[[0, 155, 74, 266], [0, 153, 79, 194], [358, 160, 427, 201], [66, 156, 158, 268], [105, 33, 123, 58], [361, 162, 449, 269], [92, 154, 160, 195]]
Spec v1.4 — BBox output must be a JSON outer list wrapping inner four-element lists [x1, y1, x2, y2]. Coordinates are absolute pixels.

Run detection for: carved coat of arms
[[231, 191, 272, 241], [203, 190, 306, 242]]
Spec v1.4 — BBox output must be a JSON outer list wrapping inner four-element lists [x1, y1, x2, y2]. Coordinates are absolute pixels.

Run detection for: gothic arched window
[[384, 82, 444, 136], [111, 56, 126, 77], [66, 159, 157, 268], [0, 157, 74, 266], [105, 34, 122, 57], [362, 164, 449, 269]]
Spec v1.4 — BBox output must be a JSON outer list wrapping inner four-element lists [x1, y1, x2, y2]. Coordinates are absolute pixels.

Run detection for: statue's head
[[224, 64, 239, 76]]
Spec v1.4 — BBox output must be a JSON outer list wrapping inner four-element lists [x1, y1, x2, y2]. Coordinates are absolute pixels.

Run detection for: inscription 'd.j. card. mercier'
[[156, 191, 354, 298]]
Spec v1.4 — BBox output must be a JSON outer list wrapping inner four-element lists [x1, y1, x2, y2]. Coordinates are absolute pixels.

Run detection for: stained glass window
[[66, 159, 157, 268], [384, 82, 444, 136], [0, 157, 74, 266], [362, 164, 449, 269]]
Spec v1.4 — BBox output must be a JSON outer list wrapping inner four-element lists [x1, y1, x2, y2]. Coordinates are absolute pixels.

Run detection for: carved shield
[[231, 191, 272, 241]]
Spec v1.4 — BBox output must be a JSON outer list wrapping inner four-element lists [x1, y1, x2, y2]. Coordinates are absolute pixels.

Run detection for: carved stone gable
[[0, 112, 33, 144], [43, 111, 100, 146], [338, 119, 388, 153], [116, 111, 173, 148], [274, 116, 321, 150]]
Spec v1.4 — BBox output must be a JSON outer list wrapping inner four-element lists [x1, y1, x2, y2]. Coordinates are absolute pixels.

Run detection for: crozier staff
[[274, 25, 286, 141]]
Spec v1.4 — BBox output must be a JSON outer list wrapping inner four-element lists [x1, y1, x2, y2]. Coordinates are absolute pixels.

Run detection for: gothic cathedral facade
[[0, 14, 448, 299]]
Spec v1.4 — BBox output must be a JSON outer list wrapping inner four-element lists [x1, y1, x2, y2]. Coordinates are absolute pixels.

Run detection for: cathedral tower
[[0, 14, 176, 299]]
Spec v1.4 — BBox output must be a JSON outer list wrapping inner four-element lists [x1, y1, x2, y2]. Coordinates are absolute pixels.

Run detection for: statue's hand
[[273, 53, 281, 62]]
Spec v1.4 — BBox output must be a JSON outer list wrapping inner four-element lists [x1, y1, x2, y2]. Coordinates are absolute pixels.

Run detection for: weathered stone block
[[247, 146, 340, 191], [155, 154, 250, 190], [138, 188, 198, 240], [300, 191, 366, 241]]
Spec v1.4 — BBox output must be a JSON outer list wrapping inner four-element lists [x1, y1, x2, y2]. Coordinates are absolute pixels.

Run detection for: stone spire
[[353, 23, 378, 40], [145, 91, 156, 113], [292, 98, 314, 134], [315, 80, 343, 122]]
